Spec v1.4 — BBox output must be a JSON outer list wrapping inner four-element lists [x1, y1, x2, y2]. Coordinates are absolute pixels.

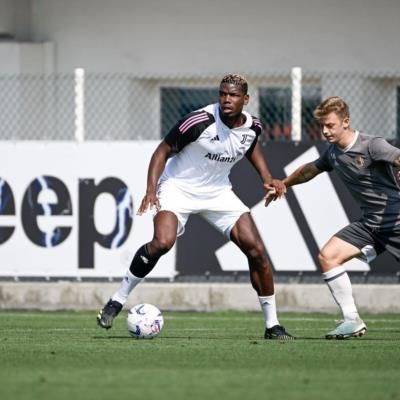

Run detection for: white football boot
[[325, 318, 367, 340]]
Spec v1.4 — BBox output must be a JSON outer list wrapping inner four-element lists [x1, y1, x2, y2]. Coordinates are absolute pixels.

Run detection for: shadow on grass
[[92, 334, 400, 341], [92, 335, 321, 341], [92, 336, 133, 340], [293, 336, 400, 341]]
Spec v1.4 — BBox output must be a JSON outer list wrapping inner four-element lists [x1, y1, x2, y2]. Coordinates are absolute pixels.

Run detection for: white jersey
[[161, 103, 262, 195]]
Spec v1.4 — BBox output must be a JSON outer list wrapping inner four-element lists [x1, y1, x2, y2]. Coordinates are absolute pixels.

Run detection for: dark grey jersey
[[314, 132, 400, 229]]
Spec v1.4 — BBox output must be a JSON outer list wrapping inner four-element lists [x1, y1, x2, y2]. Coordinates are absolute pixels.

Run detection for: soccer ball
[[127, 303, 164, 339]]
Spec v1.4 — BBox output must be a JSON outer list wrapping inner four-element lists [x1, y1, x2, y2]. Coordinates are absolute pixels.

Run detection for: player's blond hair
[[313, 96, 350, 121], [220, 73, 248, 94]]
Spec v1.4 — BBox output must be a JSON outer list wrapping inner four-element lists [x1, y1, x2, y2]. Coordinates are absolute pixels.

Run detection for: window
[[259, 87, 321, 141], [160, 85, 322, 141]]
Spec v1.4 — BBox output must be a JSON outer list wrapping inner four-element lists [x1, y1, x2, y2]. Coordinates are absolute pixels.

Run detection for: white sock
[[111, 270, 142, 305], [322, 266, 360, 321], [259, 294, 280, 328]]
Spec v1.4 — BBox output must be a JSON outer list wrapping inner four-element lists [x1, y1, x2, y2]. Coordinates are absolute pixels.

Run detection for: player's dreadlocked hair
[[313, 96, 350, 121], [220, 73, 248, 94]]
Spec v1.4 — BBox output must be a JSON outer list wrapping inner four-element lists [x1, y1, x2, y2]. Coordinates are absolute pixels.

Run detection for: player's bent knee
[[318, 251, 340, 269], [242, 242, 264, 259], [152, 236, 176, 255], [245, 245, 270, 268]]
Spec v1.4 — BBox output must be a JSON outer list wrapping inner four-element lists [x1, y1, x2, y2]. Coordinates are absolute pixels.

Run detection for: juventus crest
[[240, 134, 249, 144]]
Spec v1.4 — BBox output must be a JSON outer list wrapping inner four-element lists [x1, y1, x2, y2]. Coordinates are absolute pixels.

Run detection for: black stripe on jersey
[[246, 116, 264, 155], [164, 111, 215, 153], [250, 116, 264, 137]]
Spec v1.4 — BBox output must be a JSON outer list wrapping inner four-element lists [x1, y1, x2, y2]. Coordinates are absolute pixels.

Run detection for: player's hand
[[264, 179, 286, 207], [137, 191, 161, 215], [270, 179, 286, 197]]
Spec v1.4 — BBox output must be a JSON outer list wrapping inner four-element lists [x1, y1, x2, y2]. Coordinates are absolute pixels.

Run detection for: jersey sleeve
[[314, 147, 334, 171], [164, 111, 214, 153], [246, 117, 263, 154], [369, 137, 400, 164]]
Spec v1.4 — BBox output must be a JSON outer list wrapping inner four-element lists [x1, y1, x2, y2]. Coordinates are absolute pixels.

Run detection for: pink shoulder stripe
[[179, 113, 209, 134]]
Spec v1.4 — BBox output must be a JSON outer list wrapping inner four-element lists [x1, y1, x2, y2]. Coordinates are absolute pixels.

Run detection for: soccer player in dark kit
[[97, 73, 294, 340], [268, 96, 400, 339]]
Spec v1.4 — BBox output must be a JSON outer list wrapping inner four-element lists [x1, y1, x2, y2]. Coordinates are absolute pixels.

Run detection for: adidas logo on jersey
[[211, 135, 220, 142]]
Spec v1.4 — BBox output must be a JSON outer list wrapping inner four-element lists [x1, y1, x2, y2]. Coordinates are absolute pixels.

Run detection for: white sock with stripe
[[322, 266, 360, 321], [259, 294, 280, 328], [111, 270, 142, 305]]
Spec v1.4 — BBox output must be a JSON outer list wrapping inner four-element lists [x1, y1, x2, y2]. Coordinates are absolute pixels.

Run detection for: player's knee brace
[[129, 244, 160, 278]]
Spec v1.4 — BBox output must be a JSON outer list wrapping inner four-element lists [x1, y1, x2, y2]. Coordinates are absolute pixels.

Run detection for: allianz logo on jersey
[[204, 153, 237, 163]]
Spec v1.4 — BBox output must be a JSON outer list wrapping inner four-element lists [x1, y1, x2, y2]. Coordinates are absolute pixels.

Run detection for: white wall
[[0, 42, 54, 73], [26, 0, 400, 74], [2, 282, 400, 313], [1, 0, 399, 140]]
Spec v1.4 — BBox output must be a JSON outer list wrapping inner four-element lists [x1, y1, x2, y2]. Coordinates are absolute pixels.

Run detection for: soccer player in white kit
[[268, 96, 400, 339], [97, 74, 294, 340]]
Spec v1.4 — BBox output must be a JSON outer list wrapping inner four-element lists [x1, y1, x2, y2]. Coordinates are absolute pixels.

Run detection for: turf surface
[[0, 311, 399, 400]]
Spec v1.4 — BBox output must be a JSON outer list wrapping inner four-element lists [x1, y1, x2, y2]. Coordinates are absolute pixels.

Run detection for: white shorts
[[156, 182, 249, 238]]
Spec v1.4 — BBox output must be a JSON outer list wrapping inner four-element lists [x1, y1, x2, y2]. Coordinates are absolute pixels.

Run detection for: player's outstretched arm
[[284, 162, 322, 188], [137, 141, 174, 215], [265, 162, 322, 205]]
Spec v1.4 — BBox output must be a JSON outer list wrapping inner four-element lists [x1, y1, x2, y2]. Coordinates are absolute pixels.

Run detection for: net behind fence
[[0, 70, 399, 141]]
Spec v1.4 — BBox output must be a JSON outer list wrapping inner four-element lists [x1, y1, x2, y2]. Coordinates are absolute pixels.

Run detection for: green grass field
[[1, 311, 399, 400]]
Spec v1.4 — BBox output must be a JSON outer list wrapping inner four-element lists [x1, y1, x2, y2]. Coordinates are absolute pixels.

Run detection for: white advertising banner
[[0, 141, 176, 279]]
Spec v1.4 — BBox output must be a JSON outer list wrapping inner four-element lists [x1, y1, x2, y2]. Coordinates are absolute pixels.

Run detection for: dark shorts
[[335, 222, 400, 261]]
